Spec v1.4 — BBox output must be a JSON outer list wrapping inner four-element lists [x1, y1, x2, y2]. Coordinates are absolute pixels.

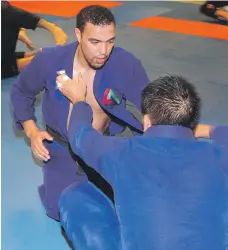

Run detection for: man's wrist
[[25, 125, 40, 139], [22, 120, 40, 139], [72, 98, 86, 105], [194, 124, 212, 138]]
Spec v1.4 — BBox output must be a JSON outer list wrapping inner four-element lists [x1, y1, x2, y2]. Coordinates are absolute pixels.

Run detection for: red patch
[[103, 88, 113, 104]]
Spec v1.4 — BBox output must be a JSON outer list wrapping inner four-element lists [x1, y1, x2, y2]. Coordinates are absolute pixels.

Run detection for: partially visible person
[[1, 1, 68, 79], [200, 1, 228, 22], [57, 74, 228, 250], [10, 5, 149, 221]]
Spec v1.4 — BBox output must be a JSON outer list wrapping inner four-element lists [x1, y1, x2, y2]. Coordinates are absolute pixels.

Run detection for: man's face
[[75, 22, 115, 69]]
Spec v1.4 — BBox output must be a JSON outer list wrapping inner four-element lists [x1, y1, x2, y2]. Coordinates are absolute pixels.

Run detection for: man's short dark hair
[[76, 5, 116, 32], [141, 75, 201, 128]]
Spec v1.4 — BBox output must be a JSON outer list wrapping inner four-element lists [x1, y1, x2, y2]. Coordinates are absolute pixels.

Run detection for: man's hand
[[56, 71, 87, 104], [194, 124, 213, 139], [30, 129, 53, 161]]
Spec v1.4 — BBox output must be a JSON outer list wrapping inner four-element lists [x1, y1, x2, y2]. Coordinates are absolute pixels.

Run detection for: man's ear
[[143, 114, 152, 132], [75, 28, 81, 43]]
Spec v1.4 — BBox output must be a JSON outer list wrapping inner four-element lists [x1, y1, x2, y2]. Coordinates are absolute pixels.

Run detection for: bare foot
[[50, 25, 68, 45]]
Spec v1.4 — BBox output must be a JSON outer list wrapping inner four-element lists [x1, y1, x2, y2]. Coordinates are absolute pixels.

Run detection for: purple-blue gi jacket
[[59, 102, 228, 250], [11, 42, 149, 137], [10, 42, 150, 220]]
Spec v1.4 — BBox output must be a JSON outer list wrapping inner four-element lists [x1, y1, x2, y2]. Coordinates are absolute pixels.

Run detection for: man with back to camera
[[56, 73, 228, 250], [10, 5, 150, 221]]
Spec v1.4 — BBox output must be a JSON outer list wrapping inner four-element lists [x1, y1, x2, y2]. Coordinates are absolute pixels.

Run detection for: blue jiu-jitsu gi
[[10, 42, 149, 220], [60, 101, 228, 250]]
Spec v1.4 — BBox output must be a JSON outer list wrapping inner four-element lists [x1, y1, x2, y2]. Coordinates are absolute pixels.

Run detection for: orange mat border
[[129, 16, 228, 40], [10, 1, 123, 18]]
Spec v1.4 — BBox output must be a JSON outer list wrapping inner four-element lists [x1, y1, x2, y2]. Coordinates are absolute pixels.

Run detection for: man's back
[[106, 135, 228, 250], [59, 74, 228, 249]]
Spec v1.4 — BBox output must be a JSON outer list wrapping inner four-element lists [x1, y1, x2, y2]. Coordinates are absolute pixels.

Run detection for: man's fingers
[[57, 70, 66, 76], [33, 150, 49, 161], [78, 73, 83, 86], [56, 73, 70, 89], [33, 146, 50, 161], [78, 72, 86, 84], [42, 132, 53, 141], [35, 137, 50, 156], [59, 75, 69, 82], [32, 141, 50, 161], [78, 73, 87, 97], [56, 81, 63, 89], [78, 73, 87, 89], [30, 130, 53, 161], [32, 137, 50, 161]]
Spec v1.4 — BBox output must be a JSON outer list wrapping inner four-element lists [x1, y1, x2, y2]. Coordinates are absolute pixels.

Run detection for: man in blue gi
[[57, 74, 228, 250], [10, 5, 149, 221]]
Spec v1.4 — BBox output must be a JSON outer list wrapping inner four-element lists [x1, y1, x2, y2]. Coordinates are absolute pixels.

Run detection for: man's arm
[[210, 126, 228, 147], [194, 124, 228, 174], [211, 126, 228, 176], [68, 102, 125, 176], [194, 124, 228, 147], [56, 71, 126, 175], [11, 51, 45, 130], [10, 51, 53, 161]]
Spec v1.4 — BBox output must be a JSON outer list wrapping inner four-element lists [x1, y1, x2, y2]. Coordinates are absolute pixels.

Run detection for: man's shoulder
[[40, 42, 76, 58], [112, 46, 141, 64]]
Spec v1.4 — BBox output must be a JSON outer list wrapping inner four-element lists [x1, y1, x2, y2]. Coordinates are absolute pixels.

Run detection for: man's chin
[[90, 63, 105, 70], [89, 57, 110, 70]]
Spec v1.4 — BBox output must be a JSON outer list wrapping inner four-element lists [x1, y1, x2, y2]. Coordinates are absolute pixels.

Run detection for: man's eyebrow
[[88, 37, 116, 42], [88, 38, 101, 42], [107, 37, 115, 41]]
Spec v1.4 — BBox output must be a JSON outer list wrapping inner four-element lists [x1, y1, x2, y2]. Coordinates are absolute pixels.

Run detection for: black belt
[[46, 125, 69, 148], [46, 125, 85, 175], [46, 125, 114, 200], [46, 125, 110, 147]]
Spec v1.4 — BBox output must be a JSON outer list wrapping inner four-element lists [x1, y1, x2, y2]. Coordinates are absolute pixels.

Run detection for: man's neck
[[74, 46, 90, 71]]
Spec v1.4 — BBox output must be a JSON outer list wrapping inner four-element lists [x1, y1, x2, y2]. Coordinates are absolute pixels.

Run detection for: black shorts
[[2, 52, 26, 79], [1, 1, 40, 78]]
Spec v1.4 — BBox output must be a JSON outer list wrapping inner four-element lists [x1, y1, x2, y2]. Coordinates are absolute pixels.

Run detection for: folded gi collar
[[143, 125, 195, 140]]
